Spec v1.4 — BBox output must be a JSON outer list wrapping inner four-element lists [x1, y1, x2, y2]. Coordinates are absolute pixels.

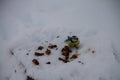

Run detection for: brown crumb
[[32, 59, 39, 65], [61, 45, 71, 61], [34, 52, 44, 56], [70, 53, 79, 59], [45, 49, 51, 55], [46, 61, 51, 64], [61, 46, 71, 53], [48, 44, 57, 49], [38, 46, 44, 50]]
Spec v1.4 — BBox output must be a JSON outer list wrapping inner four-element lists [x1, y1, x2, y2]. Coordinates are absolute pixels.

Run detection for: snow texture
[[0, 0, 120, 80]]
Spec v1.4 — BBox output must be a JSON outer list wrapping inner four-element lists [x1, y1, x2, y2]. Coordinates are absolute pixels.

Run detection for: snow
[[0, 0, 120, 80]]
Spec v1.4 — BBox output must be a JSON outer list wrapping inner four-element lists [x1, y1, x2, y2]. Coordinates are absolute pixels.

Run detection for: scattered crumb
[[48, 44, 57, 49], [32, 59, 39, 65], [45, 49, 51, 55], [61, 46, 71, 53], [61, 46, 71, 59], [70, 53, 79, 59], [38, 46, 44, 50], [34, 52, 44, 56]]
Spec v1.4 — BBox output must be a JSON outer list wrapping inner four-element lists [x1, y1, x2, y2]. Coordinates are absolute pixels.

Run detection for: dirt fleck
[[26, 76, 34, 80], [26, 53, 29, 55], [46, 61, 51, 64], [92, 50, 95, 53], [14, 70, 16, 73], [24, 69, 27, 74], [10, 50, 14, 55], [58, 57, 68, 63], [57, 36, 59, 38], [78, 61, 84, 64]]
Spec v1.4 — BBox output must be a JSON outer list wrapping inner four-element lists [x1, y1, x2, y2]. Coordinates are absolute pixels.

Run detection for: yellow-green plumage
[[67, 40, 80, 47]]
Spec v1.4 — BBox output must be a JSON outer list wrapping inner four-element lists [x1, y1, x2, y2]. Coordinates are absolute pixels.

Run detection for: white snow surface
[[0, 0, 120, 80]]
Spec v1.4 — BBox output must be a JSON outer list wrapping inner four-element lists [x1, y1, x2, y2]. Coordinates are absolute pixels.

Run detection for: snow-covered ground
[[0, 0, 120, 80]]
